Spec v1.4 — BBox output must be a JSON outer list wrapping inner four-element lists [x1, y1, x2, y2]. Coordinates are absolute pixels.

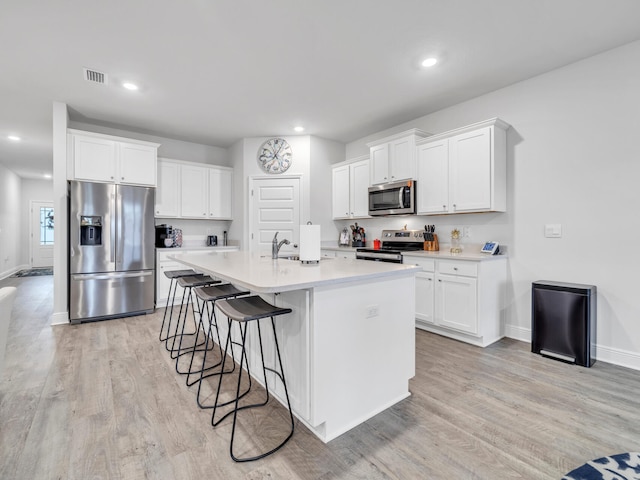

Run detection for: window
[[40, 207, 54, 245]]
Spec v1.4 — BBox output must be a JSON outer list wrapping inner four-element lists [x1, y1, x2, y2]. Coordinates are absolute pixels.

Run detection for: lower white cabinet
[[406, 254, 506, 347]]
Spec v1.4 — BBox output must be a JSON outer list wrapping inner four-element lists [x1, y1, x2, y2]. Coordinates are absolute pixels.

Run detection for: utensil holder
[[423, 234, 439, 251]]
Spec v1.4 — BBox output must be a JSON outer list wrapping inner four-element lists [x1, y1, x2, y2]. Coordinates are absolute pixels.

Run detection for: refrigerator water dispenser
[[80, 216, 102, 246]]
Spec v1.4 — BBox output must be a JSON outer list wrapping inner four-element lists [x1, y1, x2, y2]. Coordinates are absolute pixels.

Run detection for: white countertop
[[170, 250, 420, 293], [156, 245, 238, 253]]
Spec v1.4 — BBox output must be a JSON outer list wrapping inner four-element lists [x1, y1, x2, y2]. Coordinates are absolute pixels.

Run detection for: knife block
[[424, 234, 439, 251]]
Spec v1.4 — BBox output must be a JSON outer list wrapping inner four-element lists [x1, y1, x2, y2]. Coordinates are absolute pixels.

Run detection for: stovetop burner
[[355, 229, 425, 263]]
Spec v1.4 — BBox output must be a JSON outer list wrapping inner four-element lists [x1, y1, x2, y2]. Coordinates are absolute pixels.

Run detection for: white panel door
[[31, 201, 54, 268], [208, 167, 233, 219], [436, 274, 478, 334], [156, 160, 180, 217], [73, 135, 116, 182], [250, 177, 300, 256], [350, 160, 370, 217]]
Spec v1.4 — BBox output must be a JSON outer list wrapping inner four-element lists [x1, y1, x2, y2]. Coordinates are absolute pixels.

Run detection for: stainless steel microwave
[[368, 180, 416, 216]]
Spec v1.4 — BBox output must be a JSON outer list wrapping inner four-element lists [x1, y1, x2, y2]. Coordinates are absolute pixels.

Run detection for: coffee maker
[[155, 224, 173, 248]]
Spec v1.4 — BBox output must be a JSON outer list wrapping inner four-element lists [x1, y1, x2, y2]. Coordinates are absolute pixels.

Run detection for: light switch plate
[[544, 224, 562, 238]]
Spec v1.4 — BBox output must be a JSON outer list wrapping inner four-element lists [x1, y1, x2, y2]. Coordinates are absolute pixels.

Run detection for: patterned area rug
[[563, 452, 640, 479], [10, 268, 53, 277]]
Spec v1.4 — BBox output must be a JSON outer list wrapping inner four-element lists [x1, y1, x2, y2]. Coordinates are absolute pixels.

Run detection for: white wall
[[310, 137, 345, 241], [344, 40, 640, 368], [0, 164, 23, 278], [19, 179, 54, 265]]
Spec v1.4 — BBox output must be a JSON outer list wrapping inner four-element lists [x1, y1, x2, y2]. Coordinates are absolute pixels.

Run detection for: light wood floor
[[2, 275, 640, 479]]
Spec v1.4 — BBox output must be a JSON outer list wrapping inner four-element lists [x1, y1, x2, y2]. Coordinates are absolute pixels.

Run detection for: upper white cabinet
[[156, 158, 233, 220], [332, 156, 370, 219], [367, 129, 429, 185], [156, 160, 180, 217], [417, 118, 509, 215], [68, 130, 159, 186]]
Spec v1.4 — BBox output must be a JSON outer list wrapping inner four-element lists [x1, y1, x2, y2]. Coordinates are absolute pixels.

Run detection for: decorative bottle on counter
[[450, 229, 462, 254], [223, 231, 228, 246]]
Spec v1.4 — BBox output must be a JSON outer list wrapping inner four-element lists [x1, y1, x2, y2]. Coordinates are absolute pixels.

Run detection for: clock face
[[258, 138, 292, 174]]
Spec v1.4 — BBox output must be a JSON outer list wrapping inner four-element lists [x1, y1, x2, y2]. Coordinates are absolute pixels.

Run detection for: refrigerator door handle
[[110, 192, 116, 264], [72, 271, 153, 281], [116, 192, 122, 266]]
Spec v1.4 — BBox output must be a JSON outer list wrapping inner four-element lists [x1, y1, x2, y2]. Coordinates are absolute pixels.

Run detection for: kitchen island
[[171, 250, 420, 442]]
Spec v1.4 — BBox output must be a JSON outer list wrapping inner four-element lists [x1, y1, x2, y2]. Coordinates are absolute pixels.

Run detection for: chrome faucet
[[272, 232, 290, 259]]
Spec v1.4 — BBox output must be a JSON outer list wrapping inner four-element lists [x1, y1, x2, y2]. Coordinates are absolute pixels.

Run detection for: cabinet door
[[389, 137, 414, 181], [350, 160, 370, 217], [73, 135, 117, 182], [449, 127, 492, 213], [156, 260, 188, 307], [370, 144, 389, 185], [119, 142, 157, 186], [436, 274, 478, 334], [208, 167, 233, 219], [417, 140, 449, 214], [332, 165, 351, 219], [156, 160, 180, 217], [180, 164, 208, 218], [415, 271, 435, 324]]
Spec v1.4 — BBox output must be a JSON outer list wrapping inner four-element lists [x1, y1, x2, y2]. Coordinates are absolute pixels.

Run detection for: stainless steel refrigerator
[[69, 180, 155, 323]]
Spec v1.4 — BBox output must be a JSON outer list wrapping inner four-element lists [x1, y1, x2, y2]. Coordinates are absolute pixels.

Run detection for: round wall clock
[[257, 138, 293, 174]]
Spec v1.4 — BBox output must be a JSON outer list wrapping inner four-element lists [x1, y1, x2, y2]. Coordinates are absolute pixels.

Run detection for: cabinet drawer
[[438, 260, 477, 277], [406, 257, 435, 272]]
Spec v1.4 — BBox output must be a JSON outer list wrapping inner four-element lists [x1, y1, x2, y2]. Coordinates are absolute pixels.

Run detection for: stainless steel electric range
[[355, 229, 425, 263]]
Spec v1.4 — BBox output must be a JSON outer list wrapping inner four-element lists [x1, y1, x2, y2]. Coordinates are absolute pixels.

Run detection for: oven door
[[368, 181, 415, 216], [356, 249, 403, 263]]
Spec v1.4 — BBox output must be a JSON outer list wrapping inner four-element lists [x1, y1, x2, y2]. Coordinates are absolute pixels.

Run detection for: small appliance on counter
[[207, 235, 218, 246], [155, 224, 173, 248]]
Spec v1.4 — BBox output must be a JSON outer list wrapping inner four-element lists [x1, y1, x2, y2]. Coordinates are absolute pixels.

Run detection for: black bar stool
[[213, 295, 295, 462], [159, 269, 201, 343], [186, 284, 251, 408], [168, 275, 220, 365]]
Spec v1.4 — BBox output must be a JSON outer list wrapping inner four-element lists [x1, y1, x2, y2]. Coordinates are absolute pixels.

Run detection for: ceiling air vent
[[83, 67, 108, 85]]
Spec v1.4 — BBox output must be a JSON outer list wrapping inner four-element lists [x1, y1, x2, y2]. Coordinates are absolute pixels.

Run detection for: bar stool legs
[[158, 269, 199, 343], [213, 295, 295, 462]]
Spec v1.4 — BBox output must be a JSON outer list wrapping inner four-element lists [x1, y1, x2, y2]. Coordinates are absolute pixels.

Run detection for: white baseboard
[[0, 264, 30, 281], [504, 324, 531, 343], [504, 323, 640, 371], [50, 311, 69, 325]]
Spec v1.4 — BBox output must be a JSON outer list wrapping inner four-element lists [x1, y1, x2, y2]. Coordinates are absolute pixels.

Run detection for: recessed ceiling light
[[7, 135, 21, 141], [293, 126, 305, 133], [43, 173, 52, 179], [122, 82, 139, 91], [421, 57, 438, 68]]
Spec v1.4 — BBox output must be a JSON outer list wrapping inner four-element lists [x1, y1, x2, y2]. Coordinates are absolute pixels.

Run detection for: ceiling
[[2, 0, 640, 179]]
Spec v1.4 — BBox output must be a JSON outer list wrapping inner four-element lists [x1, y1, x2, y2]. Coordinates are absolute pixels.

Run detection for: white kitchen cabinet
[[208, 167, 233, 219], [436, 270, 478, 334], [160, 159, 232, 220], [180, 164, 209, 218], [416, 118, 509, 215], [406, 254, 507, 347], [332, 156, 369, 219], [409, 258, 436, 325], [156, 160, 180, 217], [68, 130, 159, 186], [367, 129, 429, 185]]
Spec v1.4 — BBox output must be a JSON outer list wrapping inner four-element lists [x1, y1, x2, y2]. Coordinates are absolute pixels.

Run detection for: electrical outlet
[[463, 226, 470, 238], [365, 305, 379, 318], [545, 224, 562, 238]]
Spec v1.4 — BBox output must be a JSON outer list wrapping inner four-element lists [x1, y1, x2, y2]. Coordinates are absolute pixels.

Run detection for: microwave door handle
[[399, 187, 404, 206]]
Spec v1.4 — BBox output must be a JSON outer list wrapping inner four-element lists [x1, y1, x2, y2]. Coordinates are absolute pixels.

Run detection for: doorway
[[31, 201, 54, 268], [249, 176, 301, 256]]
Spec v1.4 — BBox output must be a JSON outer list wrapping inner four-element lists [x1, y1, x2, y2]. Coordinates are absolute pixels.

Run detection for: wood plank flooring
[[2, 275, 640, 479]]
